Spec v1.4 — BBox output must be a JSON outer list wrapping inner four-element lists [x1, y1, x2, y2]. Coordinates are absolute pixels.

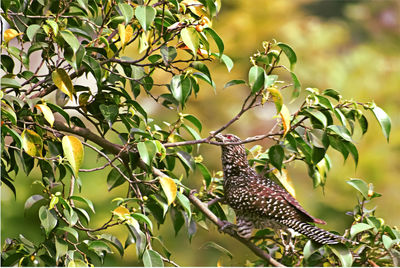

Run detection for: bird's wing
[[252, 177, 326, 224]]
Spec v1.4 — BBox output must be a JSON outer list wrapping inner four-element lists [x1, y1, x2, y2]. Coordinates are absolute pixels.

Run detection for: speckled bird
[[215, 133, 354, 245]]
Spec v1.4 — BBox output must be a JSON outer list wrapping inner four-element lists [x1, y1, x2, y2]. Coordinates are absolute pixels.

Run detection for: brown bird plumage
[[215, 133, 353, 244]]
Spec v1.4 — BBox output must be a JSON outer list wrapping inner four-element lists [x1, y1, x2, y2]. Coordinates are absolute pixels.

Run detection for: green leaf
[[290, 72, 301, 99], [126, 222, 146, 257], [196, 162, 211, 187], [277, 42, 297, 70], [60, 30, 80, 53], [142, 249, 164, 267], [224, 79, 245, 88], [323, 88, 341, 101], [248, 66, 265, 94], [99, 104, 118, 127], [219, 54, 234, 72], [1, 55, 14, 73], [137, 140, 157, 166], [204, 27, 224, 57], [55, 238, 68, 261], [191, 61, 213, 87], [99, 233, 124, 256], [327, 125, 352, 142], [1, 77, 21, 89], [69, 195, 95, 213], [268, 145, 284, 171], [62, 136, 84, 175], [329, 244, 353, 267], [57, 226, 79, 242], [344, 141, 358, 166], [370, 105, 391, 142], [63, 208, 79, 226], [177, 151, 195, 171], [350, 223, 373, 238], [382, 234, 394, 250], [87, 240, 112, 255], [132, 213, 153, 231], [264, 74, 278, 88], [305, 109, 327, 128], [176, 191, 191, 220], [183, 114, 202, 132], [357, 114, 368, 135], [68, 259, 88, 267], [118, 3, 134, 24], [181, 27, 200, 55], [347, 178, 369, 199], [24, 195, 44, 210], [26, 24, 41, 41], [135, 5, 156, 31], [201, 241, 233, 259], [45, 19, 58, 37], [39, 206, 57, 236], [107, 165, 127, 191], [160, 45, 177, 64], [303, 240, 322, 260]]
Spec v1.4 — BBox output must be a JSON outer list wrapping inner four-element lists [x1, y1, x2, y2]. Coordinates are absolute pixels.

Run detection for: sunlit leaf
[[36, 104, 55, 127], [370, 105, 391, 142], [60, 30, 80, 53], [21, 129, 43, 157], [118, 3, 134, 24], [268, 88, 283, 114], [4, 29, 23, 42], [248, 66, 265, 94], [329, 244, 353, 267], [135, 5, 156, 31], [62, 136, 84, 175], [132, 213, 153, 231], [347, 178, 369, 199], [350, 223, 373, 238], [52, 68, 75, 99], [39, 206, 57, 236], [113, 206, 130, 217], [142, 249, 164, 267], [159, 176, 177, 206], [137, 140, 157, 166], [280, 104, 291, 137], [277, 42, 297, 70], [272, 169, 295, 197], [181, 27, 200, 55]]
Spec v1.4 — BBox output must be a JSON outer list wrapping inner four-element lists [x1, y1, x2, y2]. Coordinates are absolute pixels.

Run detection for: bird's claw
[[219, 220, 236, 235]]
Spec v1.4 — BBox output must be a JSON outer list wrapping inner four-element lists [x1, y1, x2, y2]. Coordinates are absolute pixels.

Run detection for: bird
[[214, 133, 355, 245]]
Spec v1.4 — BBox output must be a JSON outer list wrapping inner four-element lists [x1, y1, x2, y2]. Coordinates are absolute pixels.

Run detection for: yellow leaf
[[125, 25, 133, 44], [267, 88, 283, 114], [36, 104, 55, 127], [272, 169, 296, 198], [62, 136, 84, 175], [4, 29, 23, 43], [112, 206, 130, 217], [159, 176, 177, 206], [21, 129, 43, 157], [52, 69, 74, 99], [280, 104, 291, 137], [118, 23, 126, 49]]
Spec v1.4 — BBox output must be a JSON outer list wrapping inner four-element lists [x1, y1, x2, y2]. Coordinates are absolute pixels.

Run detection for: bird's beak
[[213, 133, 224, 142]]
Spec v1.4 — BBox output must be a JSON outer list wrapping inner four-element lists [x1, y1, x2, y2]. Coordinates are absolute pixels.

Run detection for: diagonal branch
[[50, 119, 284, 266]]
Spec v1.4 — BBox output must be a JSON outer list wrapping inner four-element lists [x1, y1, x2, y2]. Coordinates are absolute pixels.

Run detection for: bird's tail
[[280, 219, 356, 245]]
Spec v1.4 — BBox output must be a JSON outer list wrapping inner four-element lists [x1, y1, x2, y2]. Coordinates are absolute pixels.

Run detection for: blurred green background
[[2, 0, 399, 266]]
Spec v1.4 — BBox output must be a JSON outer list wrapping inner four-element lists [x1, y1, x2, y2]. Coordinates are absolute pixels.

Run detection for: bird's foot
[[280, 231, 296, 254], [219, 220, 236, 235], [207, 196, 224, 207]]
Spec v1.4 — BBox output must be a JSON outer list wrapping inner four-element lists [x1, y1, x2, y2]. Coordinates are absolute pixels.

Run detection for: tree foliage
[[1, 0, 398, 266]]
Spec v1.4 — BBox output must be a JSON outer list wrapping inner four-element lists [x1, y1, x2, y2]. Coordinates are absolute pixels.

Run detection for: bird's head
[[214, 133, 248, 169]]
